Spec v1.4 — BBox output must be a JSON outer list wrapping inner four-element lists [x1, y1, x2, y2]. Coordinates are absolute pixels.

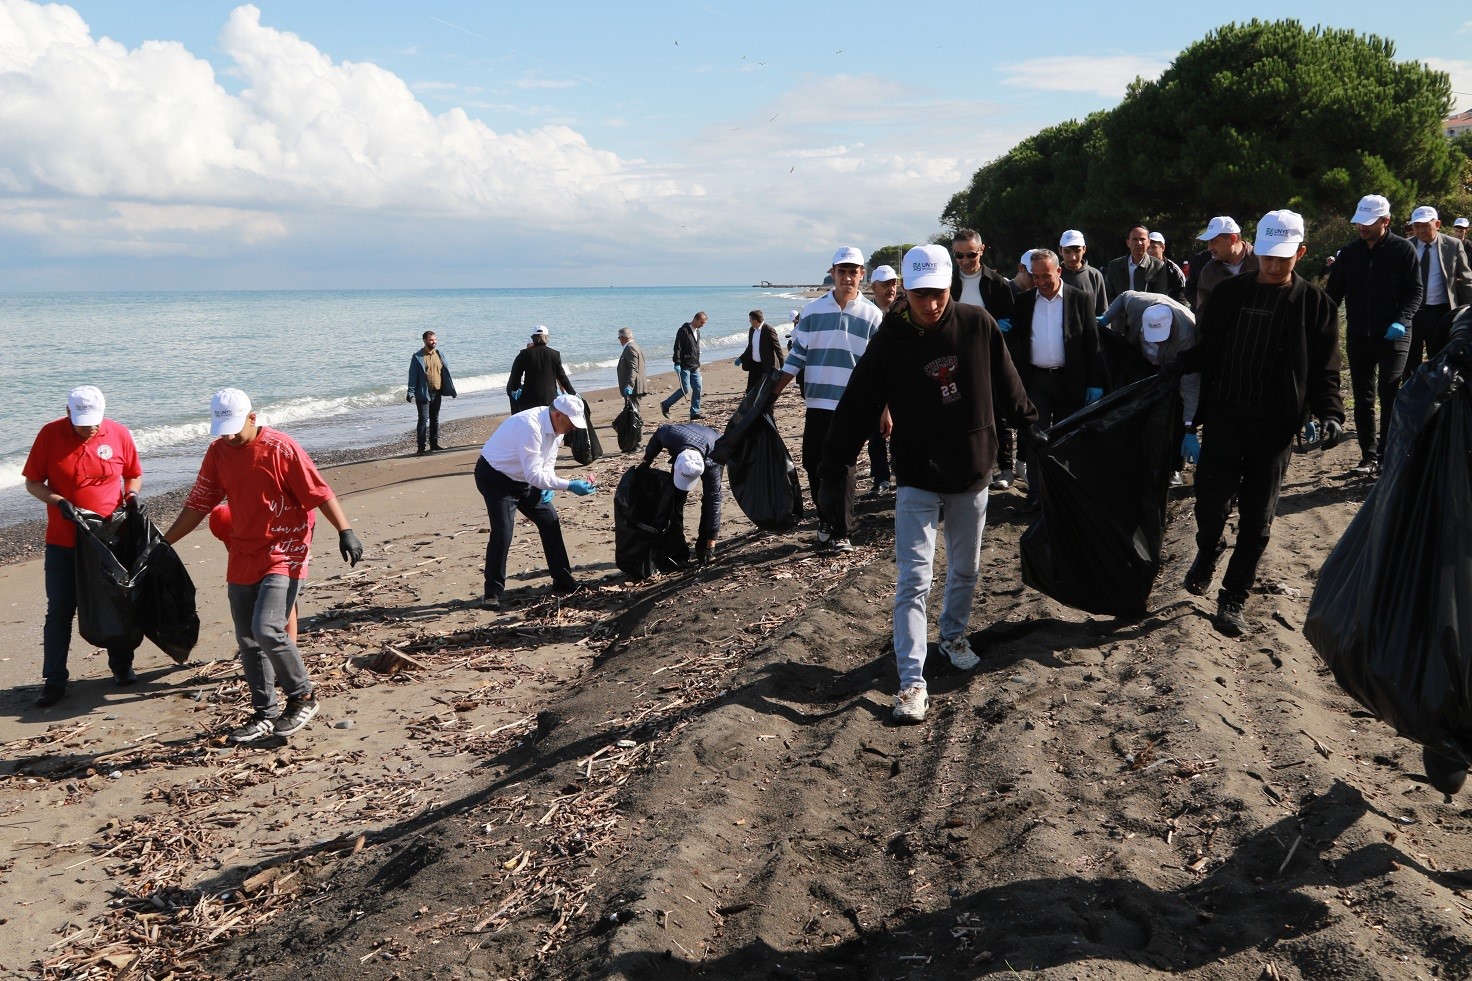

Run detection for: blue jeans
[[893, 487, 988, 691], [43, 543, 137, 690], [660, 367, 703, 416], [228, 575, 312, 718]]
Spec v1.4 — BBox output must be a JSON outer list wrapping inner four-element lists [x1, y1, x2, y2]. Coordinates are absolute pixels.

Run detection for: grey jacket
[[1101, 290, 1201, 423], [617, 340, 647, 396], [1418, 232, 1472, 312]]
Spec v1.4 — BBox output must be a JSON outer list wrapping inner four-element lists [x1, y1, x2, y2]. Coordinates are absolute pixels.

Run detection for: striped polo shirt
[[781, 292, 884, 411]]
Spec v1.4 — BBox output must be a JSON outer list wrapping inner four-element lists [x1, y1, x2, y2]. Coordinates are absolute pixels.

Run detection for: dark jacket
[[822, 299, 1036, 494], [741, 323, 784, 373], [1005, 284, 1106, 410], [1177, 272, 1344, 439], [507, 342, 575, 411], [1060, 263, 1108, 316], [408, 348, 456, 403], [1323, 231, 1422, 336], [642, 423, 723, 540], [672, 322, 701, 371], [1104, 253, 1181, 302], [949, 265, 1015, 321], [1193, 243, 1260, 311], [617, 340, 647, 396]]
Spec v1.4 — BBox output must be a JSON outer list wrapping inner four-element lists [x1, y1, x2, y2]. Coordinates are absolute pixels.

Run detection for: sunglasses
[[953, 251, 981, 259]]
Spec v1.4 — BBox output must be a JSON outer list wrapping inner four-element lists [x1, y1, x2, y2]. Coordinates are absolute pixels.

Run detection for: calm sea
[[0, 286, 810, 524]]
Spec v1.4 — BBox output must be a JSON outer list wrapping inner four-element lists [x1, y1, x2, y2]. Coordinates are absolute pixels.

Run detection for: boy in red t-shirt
[[23, 386, 144, 706], [164, 389, 363, 744]]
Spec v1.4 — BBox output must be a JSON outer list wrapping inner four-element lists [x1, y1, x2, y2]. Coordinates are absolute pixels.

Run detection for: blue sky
[[1, 1, 1468, 290]]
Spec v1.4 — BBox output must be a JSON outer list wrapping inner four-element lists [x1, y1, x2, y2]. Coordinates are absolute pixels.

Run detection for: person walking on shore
[[660, 313, 706, 419], [507, 326, 576, 414], [23, 386, 143, 706], [818, 245, 1038, 723], [1324, 194, 1423, 476], [475, 394, 596, 609], [1403, 205, 1472, 379], [616, 327, 646, 401], [773, 247, 884, 551], [1175, 211, 1344, 637], [407, 330, 456, 455], [641, 422, 724, 566], [736, 309, 784, 393], [1058, 230, 1107, 316], [163, 389, 363, 743]]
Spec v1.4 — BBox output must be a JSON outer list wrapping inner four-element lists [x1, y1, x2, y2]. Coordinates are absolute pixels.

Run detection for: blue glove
[[996, 318, 1013, 333], [1096, 314, 1109, 327], [1302, 420, 1319, 443], [510, 388, 523, 401], [1181, 433, 1200, 465], [733, 356, 744, 368], [568, 479, 596, 497], [540, 489, 554, 505], [622, 386, 633, 397], [1385, 322, 1407, 340], [1085, 387, 1103, 404]]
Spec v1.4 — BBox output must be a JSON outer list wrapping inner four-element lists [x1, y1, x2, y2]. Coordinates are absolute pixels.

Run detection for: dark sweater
[[672, 323, 701, 371], [1323, 231, 1422, 337], [822, 299, 1036, 494], [643, 423, 722, 540]]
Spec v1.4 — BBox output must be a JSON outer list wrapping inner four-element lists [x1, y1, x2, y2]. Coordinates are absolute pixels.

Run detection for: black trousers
[[1345, 332, 1409, 462], [415, 393, 442, 451], [802, 407, 855, 535], [1404, 304, 1452, 381], [1193, 413, 1293, 599], [867, 422, 890, 485], [475, 457, 573, 597], [1023, 369, 1080, 501]]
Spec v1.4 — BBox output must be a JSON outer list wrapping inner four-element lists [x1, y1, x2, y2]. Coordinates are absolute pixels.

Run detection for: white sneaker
[[829, 538, 854, 554], [1169, 471, 1184, 487], [892, 685, 929, 723], [990, 469, 1013, 491], [939, 636, 981, 670], [816, 521, 832, 546], [875, 481, 892, 495]]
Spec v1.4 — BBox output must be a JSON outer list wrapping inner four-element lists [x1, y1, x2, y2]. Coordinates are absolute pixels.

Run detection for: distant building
[[1447, 109, 1472, 140]]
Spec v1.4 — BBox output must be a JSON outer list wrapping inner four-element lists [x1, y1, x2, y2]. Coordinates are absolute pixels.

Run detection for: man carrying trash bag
[[1306, 309, 1472, 796], [817, 245, 1038, 724]]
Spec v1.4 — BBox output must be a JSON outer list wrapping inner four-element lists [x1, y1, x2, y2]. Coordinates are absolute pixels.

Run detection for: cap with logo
[[1197, 216, 1241, 240], [1059, 229, 1086, 248], [1148, 231, 1166, 244], [902, 245, 953, 291], [67, 386, 105, 426], [1350, 194, 1391, 225], [870, 265, 898, 283], [551, 394, 587, 429], [1255, 209, 1306, 258], [1020, 249, 1037, 270], [1410, 205, 1439, 224], [673, 448, 706, 492], [831, 246, 866, 268], [1141, 304, 1174, 343], [1455, 217, 1470, 229], [210, 388, 253, 437]]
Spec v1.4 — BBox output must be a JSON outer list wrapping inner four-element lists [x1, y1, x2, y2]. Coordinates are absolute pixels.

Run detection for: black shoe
[[1213, 591, 1248, 637], [416, 448, 428, 456], [35, 687, 65, 708], [690, 412, 706, 420], [1349, 457, 1377, 476], [481, 593, 502, 610], [552, 579, 582, 595], [430, 444, 444, 452], [1424, 746, 1469, 796], [1184, 539, 1227, 596], [113, 668, 139, 686], [660, 403, 670, 419]]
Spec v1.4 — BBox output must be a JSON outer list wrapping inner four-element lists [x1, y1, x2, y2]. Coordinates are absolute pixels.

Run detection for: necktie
[[1422, 243, 1433, 294]]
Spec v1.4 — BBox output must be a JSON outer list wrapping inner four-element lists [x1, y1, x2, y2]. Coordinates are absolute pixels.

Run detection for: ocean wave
[[451, 371, 514, 395]]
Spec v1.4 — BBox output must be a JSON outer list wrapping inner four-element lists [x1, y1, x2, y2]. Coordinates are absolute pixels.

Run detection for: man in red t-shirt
[[23, 386, 144, 706], [164, 389, 364, 744]]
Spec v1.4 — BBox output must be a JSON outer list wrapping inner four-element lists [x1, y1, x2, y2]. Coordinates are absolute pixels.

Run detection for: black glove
[[695, 541, 713, 567], [56, 499, 77, 521], [1159, 358, 1186, 380], [406, 393, 413, 403], [339, 528, 364, 566], [1320, 418, 1344, 451], [123, 492, 140, 513], [1021, 422, 1050, 451]]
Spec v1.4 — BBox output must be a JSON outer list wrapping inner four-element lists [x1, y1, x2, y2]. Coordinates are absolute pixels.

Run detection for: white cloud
[[1424, 57, 1472, 113], [997, 54, 1174, 98]]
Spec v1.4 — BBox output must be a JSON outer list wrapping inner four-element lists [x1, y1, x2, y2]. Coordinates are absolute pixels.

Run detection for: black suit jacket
[[741, 323, 784, 372], [1104, 254, 1181, 302], [1005, 284, 1105, 410], [950, 266, 1015, 321]]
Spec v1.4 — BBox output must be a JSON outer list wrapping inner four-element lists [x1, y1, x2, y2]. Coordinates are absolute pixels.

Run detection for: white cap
[[1020, 249, 1037, 270], [1059, 229, 1086, 248], [551, 394, 586, 428], [1410, 205, 1439, 224], [67, 386, 105, 426], [531, 325, 549, 337], [210, 388, 252, 437], [1141, 304, 1174, 343], [1255, 209, 1306, 258], [788, 309, 800, 320], [901, 244, 952, 291], [1456, 217, 1470, 228], [831, 246, 865, 268], [672, 448, 706, 492], [1148, 231, 1165, 244], [870, 264, 898, 283], [1351, 194, 1391, 225], [1197, 216, 1241, 240]]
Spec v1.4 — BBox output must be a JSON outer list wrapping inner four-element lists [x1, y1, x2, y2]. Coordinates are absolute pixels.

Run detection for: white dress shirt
[[1030, 290, 1067, 368], [1419, 240, 1448, 306], [479, 407, 570, 491], [957, 270, 985, 308]]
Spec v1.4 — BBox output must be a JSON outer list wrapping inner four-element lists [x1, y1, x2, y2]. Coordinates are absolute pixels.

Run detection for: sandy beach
[[3, 356, 1468, 981]]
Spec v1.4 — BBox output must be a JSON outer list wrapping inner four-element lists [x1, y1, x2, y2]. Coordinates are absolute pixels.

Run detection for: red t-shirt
[[22, 417, 142, 548], [183, 428, 334, 585]]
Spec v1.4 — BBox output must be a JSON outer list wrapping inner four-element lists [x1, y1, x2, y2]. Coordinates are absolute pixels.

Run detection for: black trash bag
[[567, 398, 604, 465], [1098, 326, 1157, 391], [1305, 318, 1472, 763], [73, 503, 199, 661], [724, 412, 805, 533], [711, 369, 780, 466], [1019, 373, 1181, 617], [612, 396, 643, 453], [613, 466, 689, 579]]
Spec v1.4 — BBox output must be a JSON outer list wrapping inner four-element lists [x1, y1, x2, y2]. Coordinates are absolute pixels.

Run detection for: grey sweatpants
[[228, 574, 312, 718]]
